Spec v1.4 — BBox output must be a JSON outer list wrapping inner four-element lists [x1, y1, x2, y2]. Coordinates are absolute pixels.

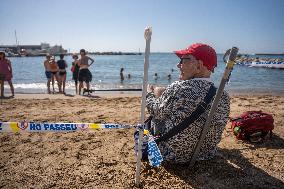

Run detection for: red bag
[[71, 66, 75, 72], [230, 111, 274, 142]]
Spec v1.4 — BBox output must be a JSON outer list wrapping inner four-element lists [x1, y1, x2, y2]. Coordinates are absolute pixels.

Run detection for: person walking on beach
[[57, 54, 68, 94], [146, 43, 230, 164], [71, 54, 81, 94], [49, 56, 61, 93], [0, 51, 14, 98], [43, 54, 52, 94], [78, 49, 94, 95]]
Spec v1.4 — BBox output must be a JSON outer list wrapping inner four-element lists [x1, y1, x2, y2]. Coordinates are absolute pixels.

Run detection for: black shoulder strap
[[155, 85, 216, 144]]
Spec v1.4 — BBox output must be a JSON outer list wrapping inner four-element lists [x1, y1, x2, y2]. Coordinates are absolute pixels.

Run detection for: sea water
[[4, 53, 284, 95]]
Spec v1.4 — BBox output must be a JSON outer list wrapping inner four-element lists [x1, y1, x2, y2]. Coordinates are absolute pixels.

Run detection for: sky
[[1, 0, 284, 54]]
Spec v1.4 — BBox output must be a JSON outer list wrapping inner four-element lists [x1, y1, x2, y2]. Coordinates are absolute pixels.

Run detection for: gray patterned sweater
[[146, 78, 230, 163]]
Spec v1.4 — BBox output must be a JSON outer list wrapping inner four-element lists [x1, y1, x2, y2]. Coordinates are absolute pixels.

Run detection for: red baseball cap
[[174, 43, 217, 71]]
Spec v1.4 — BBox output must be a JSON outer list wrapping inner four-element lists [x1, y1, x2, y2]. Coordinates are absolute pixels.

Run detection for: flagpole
[[135, 26, 152, 187]]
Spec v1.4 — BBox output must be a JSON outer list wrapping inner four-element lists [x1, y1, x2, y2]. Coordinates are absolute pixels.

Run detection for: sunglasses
[[179, 57, 198, 64]]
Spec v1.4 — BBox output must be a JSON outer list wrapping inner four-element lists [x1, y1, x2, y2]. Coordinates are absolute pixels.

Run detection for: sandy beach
[[0, 93, 283, 188]]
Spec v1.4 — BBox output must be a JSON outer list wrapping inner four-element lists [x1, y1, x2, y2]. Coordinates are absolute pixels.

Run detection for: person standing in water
[[120, 68, 124, 83], [57, 54, 68, 94], [71, 54, 81, 94], [78, 49, 94, 95], [43, 54, 52, 94], [49, 56, 61, 93]]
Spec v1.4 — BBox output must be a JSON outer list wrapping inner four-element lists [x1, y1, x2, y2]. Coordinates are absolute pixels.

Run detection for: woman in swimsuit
[[57, 54, 68, 94], [78, 49, 94, 95], [49, 56, 61, 93], [71, 54, 81, 94], [0, 51, 14, 97]]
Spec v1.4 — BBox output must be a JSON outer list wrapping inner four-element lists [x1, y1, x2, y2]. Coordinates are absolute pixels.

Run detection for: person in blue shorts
[[43, 54, 52, 94]]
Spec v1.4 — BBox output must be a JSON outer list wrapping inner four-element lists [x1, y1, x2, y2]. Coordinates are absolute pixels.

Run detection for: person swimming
[[167, 74, 171, 81], [154, 73, 159, 81]]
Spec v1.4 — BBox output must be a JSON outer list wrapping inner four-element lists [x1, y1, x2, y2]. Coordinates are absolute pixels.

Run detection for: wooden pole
[[135, 27, 152, 187]]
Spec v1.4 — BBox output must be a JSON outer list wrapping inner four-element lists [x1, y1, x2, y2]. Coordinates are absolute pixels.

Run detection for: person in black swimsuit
[[49, 56, 61, 93], [78, 49, 94, 95], [71, 54, 81, 94], [57, 54, 68, 94]]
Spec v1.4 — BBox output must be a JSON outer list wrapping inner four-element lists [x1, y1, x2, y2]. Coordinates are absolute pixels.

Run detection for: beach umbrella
[[189, 47, 239, 167], [135, 26, 152, 187]]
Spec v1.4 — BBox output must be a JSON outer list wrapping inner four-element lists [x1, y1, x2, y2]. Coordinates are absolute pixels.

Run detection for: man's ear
[[197, 60, 203, 70]]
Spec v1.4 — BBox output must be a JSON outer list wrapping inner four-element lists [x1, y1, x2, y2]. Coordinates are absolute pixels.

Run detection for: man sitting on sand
[[146, 43, 230, 163]]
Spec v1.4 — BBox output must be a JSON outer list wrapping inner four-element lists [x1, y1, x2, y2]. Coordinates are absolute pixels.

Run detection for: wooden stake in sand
[[135, 27, 152, 187], [189, 47, 239, 167]]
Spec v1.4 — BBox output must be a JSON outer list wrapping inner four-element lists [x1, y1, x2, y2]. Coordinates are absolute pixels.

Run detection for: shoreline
[[1, 90, 284, 100], [1, 92, 142, 100], [3, 82, 284, 97]]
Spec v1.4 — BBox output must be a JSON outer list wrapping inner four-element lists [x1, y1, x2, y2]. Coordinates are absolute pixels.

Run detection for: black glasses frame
[[179, 57, 198, 64]]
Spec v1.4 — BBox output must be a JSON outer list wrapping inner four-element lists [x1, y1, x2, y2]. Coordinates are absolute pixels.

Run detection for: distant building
[[0, 43, 67, 56], [41, 43, 50, 50], [49, 45, 66, 55]]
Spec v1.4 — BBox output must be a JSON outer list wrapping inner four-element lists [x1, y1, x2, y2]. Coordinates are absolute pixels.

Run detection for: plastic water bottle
[[234, 126, 241, 135]]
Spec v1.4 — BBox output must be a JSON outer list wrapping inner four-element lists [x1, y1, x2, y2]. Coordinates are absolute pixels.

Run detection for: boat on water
[[249, 61, 284, 69], [236, 60, 284, 69], [236, 61, 252, 66]]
